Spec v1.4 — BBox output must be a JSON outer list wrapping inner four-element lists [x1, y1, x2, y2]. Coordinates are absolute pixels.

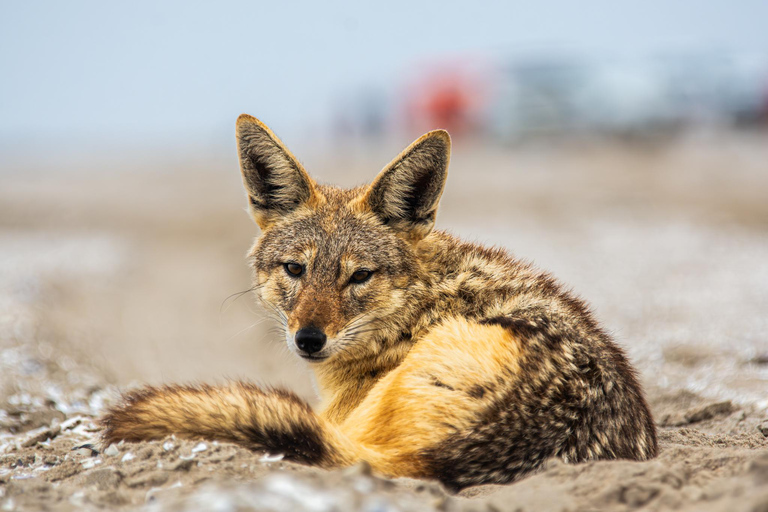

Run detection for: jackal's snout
[[295, 327, 327, 356]]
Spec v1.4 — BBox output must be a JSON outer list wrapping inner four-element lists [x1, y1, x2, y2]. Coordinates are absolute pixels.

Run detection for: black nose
[[295, 327, 326, 355]]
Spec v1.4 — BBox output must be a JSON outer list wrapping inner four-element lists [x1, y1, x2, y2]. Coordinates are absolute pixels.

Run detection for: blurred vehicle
[[492, 53, 768, 142], [330, 52, 768, 145]]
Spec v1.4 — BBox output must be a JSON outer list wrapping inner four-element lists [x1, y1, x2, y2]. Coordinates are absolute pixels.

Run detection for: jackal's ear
[[363, 130, 450, 240], [236, 114, 319, 229]]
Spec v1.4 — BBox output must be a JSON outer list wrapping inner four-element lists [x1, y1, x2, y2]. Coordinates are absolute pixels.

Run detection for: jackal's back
[[389, 231, 657, 489]]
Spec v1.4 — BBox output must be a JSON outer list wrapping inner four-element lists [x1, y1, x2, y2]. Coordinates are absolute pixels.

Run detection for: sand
[[1, 130, 767, 511]]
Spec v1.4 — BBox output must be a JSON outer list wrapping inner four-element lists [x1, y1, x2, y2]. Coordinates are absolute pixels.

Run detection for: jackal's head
[[236, 114, 450, 364]]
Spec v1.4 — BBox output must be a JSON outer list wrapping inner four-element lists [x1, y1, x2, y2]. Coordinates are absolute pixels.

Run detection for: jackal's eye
[[349, 269, 373, 284], [284, 262, 304, 277]]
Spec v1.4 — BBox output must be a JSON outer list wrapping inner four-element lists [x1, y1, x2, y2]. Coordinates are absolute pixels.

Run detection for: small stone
[[103, 445, 119, 457], [121, 453, 135, 463], [80, 458, 101, 470], [59, 417, 84, 431], [72, 448, 94, 458], [191, 442, 207, 453], [258, 453, 284, 463], [71, 444, 99, 457], [162, 441, 175, 452]]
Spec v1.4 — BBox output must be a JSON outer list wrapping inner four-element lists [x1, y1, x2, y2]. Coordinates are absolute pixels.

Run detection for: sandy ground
[[1, 130, 767, 511]]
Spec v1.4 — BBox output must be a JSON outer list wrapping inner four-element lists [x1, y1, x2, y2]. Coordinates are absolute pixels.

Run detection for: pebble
[[103, 444, 120, 457], [191, 442, 208, 453], [72, 444, 100, 457], [121, 452, 135, 463], [259, 453, 284, 463], [59, 417, 84, 431], [80, 458, 101, 470]]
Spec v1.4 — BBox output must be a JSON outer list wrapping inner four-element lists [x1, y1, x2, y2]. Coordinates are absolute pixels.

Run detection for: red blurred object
[[404, 65, 490, 137]]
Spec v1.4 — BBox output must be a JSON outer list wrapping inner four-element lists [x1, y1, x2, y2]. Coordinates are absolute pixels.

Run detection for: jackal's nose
[[295, 327, 326, 355]]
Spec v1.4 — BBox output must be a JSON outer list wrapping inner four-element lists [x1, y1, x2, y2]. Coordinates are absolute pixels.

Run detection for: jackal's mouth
[[299, 354, 329, 363]]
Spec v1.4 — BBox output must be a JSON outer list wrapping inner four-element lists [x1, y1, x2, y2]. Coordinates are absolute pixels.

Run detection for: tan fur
[[101, 114, 657, 492], [338, 317, 522, 477]]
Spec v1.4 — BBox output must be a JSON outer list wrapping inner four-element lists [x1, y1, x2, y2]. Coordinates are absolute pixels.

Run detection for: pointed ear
[[362, 130, 450, 240], [236, 114, 319, 229]]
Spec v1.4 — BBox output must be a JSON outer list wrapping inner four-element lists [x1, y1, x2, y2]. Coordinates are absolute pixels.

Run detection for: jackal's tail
[[100, 382, 358, 468]]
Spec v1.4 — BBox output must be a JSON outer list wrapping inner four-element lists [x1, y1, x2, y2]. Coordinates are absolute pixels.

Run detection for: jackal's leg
[[338, 316, 524, 480], [101, 382, 358, 468]]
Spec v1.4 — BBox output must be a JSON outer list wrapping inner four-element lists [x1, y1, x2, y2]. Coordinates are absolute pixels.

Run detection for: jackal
[[101, 114, 657, 491]]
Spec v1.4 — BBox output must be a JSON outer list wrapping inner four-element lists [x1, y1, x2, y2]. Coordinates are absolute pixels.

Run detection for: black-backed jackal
[[101, 115, 657, 491]]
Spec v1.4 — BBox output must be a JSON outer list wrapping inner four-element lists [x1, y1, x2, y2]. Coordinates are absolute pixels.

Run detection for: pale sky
[[1, 0, 767, 151]]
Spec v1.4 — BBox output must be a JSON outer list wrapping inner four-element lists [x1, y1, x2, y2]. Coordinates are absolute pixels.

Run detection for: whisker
[[224, 317, 270, 344], [219, 284, 264, 314], [334, 307, 392, 348], [257, 297, 288, 327], [344, 327, 381, 337]]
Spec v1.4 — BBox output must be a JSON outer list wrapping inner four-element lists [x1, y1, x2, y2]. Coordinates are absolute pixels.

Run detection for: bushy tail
[[100, 382, 358, 468]]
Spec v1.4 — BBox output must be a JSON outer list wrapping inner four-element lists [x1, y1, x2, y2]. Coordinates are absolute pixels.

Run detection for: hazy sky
[[2, 0, 767, 149]]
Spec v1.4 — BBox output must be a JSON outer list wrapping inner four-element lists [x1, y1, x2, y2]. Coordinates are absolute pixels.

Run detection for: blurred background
[[1, 1, 767, 408]]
